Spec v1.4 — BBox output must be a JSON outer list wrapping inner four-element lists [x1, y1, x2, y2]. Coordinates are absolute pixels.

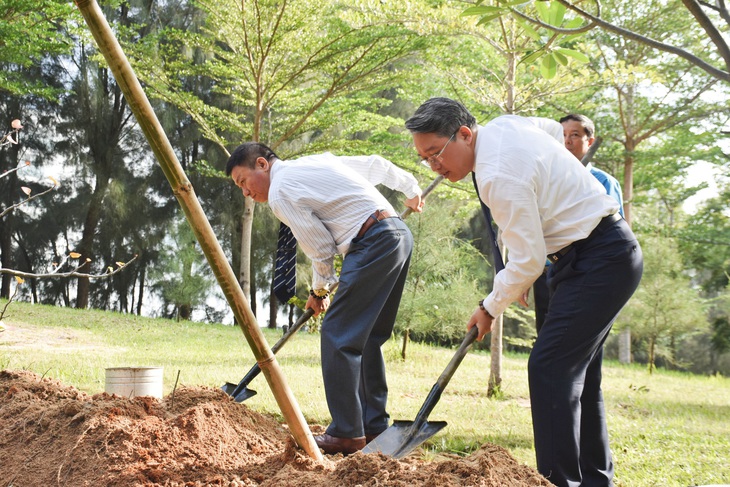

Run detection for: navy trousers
[[321, 217, 413, 439], [533, 270, 550, 334], [529, 217, 643, 487]]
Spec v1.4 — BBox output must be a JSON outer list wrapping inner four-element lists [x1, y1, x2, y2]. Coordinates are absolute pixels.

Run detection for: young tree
[[127, 0, 429, 322], [150, 218, 214, 321]]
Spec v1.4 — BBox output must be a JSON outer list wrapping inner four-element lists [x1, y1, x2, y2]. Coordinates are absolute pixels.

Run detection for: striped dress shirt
[[268, 152, 422, 290]]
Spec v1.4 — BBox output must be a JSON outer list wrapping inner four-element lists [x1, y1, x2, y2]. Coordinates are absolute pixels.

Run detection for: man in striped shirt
[[226, 142, 423, 455]]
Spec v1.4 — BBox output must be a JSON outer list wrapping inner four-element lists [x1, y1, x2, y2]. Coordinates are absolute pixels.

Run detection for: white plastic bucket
[[105, 366, 163, 399]]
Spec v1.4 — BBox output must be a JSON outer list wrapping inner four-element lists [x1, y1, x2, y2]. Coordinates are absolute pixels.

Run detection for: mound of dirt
[[0, 370, 551, 486]]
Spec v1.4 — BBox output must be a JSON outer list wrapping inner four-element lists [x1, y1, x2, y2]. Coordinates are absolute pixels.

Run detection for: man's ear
[[256, 156, 270, 170], [458, 125, 474, 143]]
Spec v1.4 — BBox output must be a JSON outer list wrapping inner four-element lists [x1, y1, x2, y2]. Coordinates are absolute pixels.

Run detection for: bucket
[[105, 366, 163, 399]]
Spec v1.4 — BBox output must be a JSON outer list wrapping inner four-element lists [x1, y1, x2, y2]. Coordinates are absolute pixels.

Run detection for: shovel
[[222, 175, 445, 402], [363, 174, 505, 458], [362, 325, 479, 458], [221, 306, 317, 402]]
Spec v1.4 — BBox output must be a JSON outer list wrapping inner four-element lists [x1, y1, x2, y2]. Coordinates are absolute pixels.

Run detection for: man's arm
[[337, 154, 422, 199]]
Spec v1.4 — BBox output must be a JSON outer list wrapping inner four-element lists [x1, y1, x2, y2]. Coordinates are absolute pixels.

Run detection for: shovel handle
[[400, 175, 444, 219], [412, 326, 478, 425], [229, 307, 316, 397]]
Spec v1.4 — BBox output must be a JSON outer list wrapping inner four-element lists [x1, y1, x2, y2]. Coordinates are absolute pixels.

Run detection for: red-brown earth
[[0, 370, 552, 486]]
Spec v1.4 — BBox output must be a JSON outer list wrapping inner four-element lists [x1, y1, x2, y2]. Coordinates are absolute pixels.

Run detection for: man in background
[[532, 113, 625, 333]]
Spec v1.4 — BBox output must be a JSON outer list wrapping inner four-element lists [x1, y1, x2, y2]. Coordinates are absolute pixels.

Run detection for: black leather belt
[[357, 209, 397, 238], [547, 213, 622, 264]]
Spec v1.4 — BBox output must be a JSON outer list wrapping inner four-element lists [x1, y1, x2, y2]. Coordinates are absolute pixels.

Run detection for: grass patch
[[1, 300, 729, 486]]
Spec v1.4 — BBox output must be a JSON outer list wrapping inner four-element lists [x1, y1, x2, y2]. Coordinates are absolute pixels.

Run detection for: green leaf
[[540, 53, 558, 79], [501, 0, 531, 6], [476, 13, 505, 25], [462, 5, 503, 16], [549, 1, 567, 26], [565, 17, 584, 29], [522, 50, 545, 65], [535, 1, 550, 22], [555, 47, 590, 63], [554, 50, 568, 66]]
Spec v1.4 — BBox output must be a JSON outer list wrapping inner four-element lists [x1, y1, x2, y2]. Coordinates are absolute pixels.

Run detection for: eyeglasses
[[421, 132, 457, 168]]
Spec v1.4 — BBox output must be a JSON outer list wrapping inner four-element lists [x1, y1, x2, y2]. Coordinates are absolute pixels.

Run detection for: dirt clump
[[0, 370, 551, 486]]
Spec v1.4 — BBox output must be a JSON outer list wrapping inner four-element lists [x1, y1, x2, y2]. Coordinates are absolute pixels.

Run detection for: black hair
[[558, 114, 595, 139], [405, 97, 477, 137], [225, 142, 279, 176]]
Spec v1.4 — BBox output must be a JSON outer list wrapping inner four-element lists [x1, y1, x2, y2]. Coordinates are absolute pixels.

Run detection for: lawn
[[1, 300, 729, 487]]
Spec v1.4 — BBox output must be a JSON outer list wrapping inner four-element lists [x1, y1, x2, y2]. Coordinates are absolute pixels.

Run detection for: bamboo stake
[[73, 0, 322, 461]]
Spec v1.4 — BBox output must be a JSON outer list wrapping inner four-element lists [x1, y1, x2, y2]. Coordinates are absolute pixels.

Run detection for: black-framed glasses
[[421, 131, 457, 168]]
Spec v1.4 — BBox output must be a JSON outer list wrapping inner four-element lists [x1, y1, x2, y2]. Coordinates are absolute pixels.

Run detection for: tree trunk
[[649, 337, 656, 374], [618, 328, 632, 364], [136, 263, 145, 316], [401, 329, 409, 360], [75, 176, 111, 308], [238, 196, 255, 302], [618, 91, 637, 364], [0, 138, 21, 299], [269, 277, 278, 329]]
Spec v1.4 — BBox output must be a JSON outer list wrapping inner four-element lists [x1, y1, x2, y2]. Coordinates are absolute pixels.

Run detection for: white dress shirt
[[268, 153, 422, 290], [473, 115, 620, 317]]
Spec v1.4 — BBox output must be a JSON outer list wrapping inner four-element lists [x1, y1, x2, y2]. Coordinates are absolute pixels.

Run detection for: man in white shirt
[[405, 98, 643, 487], [226, 142, 423, 455]]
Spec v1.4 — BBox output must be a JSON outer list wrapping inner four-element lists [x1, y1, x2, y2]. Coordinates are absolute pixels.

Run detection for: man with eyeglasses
[[405, 97, 643, 487], [226, 142, 423, 455]]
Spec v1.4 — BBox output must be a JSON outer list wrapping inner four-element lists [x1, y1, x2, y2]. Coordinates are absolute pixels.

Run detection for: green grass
[[2, 300, 729, 486]]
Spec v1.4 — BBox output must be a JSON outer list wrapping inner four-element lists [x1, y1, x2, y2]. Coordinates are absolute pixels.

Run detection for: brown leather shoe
[[314, 433, 366, 455]]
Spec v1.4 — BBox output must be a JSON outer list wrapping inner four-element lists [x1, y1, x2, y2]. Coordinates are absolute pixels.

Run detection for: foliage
[[464, 0, 730, 83], [150, 218, 216, 321], [127, 0, 429, 156], [397, 198, 489, 346], [0, 0, 77, 97], [677, 185, 730, 294], [462, 0, 590, 80]]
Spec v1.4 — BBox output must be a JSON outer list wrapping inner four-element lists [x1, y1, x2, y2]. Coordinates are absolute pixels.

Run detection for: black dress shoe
[[314, 433, 366, 455]]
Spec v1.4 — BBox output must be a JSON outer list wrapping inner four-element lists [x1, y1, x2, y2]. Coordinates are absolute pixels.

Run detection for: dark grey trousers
[[529, 217, 643, 487], [322, 217, 413, 439]]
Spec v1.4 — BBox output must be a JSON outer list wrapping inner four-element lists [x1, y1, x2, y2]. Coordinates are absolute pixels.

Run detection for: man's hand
[[306, 294, 330, 317], [467, 306, 494, 341], [519, 287, 530, 307], [405, 194, 424, 213]]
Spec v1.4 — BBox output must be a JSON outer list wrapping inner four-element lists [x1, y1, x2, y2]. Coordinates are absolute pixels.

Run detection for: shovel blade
[[220, 382, 238, 396], [361, 419, 447, 459], [220, 382, 257, 403], [232, 387, 257, 403]]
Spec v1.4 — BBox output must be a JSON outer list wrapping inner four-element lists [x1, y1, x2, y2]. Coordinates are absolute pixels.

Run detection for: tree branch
[[0, 184, 57, 219], [0, 255, 138, 280], [555, 0, 730, 82]]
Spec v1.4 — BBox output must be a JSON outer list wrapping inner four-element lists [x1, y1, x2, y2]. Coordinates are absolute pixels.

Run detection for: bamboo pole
[[73, 0, 322, 461]]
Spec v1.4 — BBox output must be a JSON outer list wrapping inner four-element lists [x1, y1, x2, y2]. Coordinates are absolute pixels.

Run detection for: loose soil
[[0, 370, 552, 486]]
